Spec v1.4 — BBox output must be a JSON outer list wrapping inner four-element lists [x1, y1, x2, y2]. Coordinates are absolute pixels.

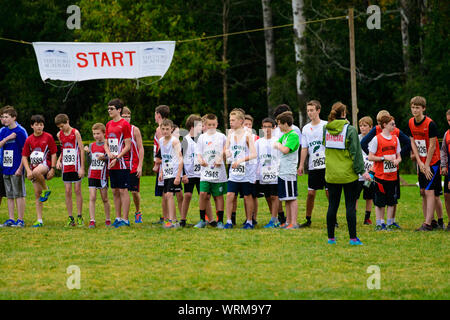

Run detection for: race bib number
[[3, 150, 13, 168], [231, 163, 245, 176], [261, 166, 278, 183], [30, 151, 44, 167], [63, 148, 76, 166], [202, 166, 219, 181], [311, 151, 326, 170], [163, 162, 174, 179], [364, 156, 373, 172], [193, 157, 201, 173], [108, 138, 119, 156], [383, 160, 397, 173], [415, 140, 427, 158], [90, 152, 105, 170]]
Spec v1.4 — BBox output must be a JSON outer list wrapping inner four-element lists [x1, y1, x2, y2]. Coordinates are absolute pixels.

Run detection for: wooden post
[[348, 8, 358, 128]]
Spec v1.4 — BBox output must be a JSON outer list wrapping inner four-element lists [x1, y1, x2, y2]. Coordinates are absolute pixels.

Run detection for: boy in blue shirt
[[0, 106, 28, 227]]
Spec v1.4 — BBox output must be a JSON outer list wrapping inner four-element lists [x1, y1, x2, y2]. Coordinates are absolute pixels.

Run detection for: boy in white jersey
[[224, 110, 257, 230], [195, 114, 227, 228], [297, 100, 328, 228], [152, 105, 170, 225], [243, 114, 260, 225], [158, 119, 183, 228], [121, 107, 144, 224], [356, 116, 375, 225], [255, 118, 281, 228], [180, 115, 202, 227]]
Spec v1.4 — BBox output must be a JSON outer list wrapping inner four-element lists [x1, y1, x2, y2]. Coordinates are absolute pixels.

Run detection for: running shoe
[[431, 219, 438, 230], [116, 220, 130, 228], [349, 238, 363, 245], [66, 217, 76, 227], [364, 219, 373, 225], [0, 219, 16, 227], [32, 221, 43, 228], [264, 220, 277, 228], [14, 220, 25, 228], [390, 222, 401, 229], [216, 222, 225, 229], [252, 219, 258, 226], [209, 221, 217, 228], [135, 212, 143, 223], [39, 189, 51, 202], [162, 221, 174, 229], [386, 224, 397, 231], [88, 221, 96, 229], [180, 220, 186, 228], [279, 223, 288, 229], [105, 220, 112, 227], [76, 215, 84, 227], [415, 223, 432, 231], [327, 238, 336, 245], [112, 219, 121, 228], [375, 223, 386, 231], [298, 220, 311, 228], [224, 222, 233, 229], [285, 224, 300, 230], [194, 220, 207, 228], [242, 222, 254, 230]]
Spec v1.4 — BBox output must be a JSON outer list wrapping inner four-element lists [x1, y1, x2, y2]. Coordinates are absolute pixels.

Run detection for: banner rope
[[0, 15, 348, 46]]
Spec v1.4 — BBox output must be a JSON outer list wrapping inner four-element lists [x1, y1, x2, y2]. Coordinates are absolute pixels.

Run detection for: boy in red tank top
[[408, 96, 443, 231], [121, 107, 144, 224], [55, 114, 85, 227], [105, 99, 132, 228], [84, 123, 111, 228], [439, 109, 450, 231], [22, 115, 57, 227], [368, 115, 401, 231]]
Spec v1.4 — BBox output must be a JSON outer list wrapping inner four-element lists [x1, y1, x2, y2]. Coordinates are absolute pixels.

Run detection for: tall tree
[[292, 0, 306, 127], [400, 0, 410, 75], [261, 0, 277, 116]]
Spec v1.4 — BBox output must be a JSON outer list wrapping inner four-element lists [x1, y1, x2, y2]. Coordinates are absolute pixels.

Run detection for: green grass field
[[0, 174, 448, 300]]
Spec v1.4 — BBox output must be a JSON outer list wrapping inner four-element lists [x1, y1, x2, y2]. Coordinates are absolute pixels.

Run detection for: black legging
[[326, 180, 359, 239]]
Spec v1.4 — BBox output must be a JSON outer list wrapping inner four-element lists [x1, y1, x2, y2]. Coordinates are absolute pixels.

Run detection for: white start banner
[[32, 41, 176, 82]]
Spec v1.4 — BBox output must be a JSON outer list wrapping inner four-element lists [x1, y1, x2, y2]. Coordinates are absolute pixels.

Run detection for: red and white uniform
[[22, 132, 57, 170], [88, 142, 108, 181], [105, 118, 131, 170], [59, 128, 81, 174], [372, 133, 400, 181], [129, 125, 141, 174]]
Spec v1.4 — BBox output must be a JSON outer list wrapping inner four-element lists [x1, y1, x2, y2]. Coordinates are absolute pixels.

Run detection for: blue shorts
[[227, 181, 253, 196], [278, 177, 298, 201]]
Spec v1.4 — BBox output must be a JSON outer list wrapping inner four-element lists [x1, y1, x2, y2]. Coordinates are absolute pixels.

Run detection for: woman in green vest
[[323, 102, 371, 245]]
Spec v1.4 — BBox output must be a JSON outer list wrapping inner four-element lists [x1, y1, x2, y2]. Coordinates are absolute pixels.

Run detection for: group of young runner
[[1, 95, 449, 245]]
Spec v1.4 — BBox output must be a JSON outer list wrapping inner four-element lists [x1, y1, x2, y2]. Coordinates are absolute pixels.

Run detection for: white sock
[[227, 219, 232, 224], [38, 219, 43, 223], [246, 220, 253, 225]]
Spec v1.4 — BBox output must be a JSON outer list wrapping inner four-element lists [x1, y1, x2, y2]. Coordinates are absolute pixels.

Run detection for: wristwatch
[[380, 156, 384, 161]]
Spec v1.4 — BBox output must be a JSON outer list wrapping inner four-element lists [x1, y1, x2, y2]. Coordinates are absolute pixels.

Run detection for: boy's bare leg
[[112, 188, 122, 219], [74, 181, 83, 216], [287, 199, 298, 225], [64, 183, 74, 217], [89, 188, 97, 221], [119, 188, 130, 221], [100, 188, 111, 221], [32, 182, 43, 221], [7, 198, 15, 220], [244, 195, 253, 222], [226, 192, 236, 221], [16, 197, 25, 221], [132, 191, 141, 213]]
